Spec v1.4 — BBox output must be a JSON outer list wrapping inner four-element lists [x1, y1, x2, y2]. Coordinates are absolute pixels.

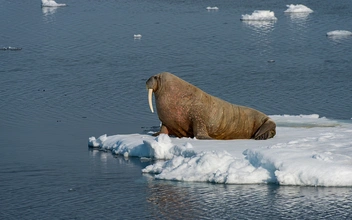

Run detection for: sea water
[[1, 0, 352, 219]]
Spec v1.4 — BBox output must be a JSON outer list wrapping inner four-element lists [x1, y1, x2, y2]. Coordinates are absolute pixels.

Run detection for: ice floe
[[88, 115, 352, 187]]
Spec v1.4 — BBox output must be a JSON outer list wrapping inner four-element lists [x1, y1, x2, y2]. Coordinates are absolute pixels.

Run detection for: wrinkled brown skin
[[146, 72, 276, 140]]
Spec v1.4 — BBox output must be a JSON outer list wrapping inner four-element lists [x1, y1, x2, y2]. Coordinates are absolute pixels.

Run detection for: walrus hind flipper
[[153, 124, 173, 136], [195, 135, 212, 140], [253, 119, 276, 140]]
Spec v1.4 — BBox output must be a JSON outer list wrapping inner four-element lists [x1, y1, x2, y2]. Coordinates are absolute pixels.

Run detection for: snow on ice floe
[[41, 0, 66, 7], [88, 115, 352, 186], [89, 133, 196, 159], [241, 10, 277, 21], [284, 4, 313, 13]]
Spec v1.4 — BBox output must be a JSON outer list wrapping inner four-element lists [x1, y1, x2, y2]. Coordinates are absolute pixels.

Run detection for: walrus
[[146, 72, 276, 140]]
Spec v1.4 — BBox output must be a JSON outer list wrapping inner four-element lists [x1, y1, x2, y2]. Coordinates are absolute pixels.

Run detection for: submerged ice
[[88, 115, 352, 187]]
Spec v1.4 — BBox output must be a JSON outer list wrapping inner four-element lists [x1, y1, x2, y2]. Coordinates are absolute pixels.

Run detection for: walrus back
[[162, 75, 270, 139], [195, 92, 269, 139]]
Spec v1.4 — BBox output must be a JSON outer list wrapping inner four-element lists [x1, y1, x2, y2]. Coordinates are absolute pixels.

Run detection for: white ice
[[41, 0, 66, 7], [241, 10, 277, 21], [206, 7, 219, 10], [326, 30, 352, 36], [284, 4, 313, 13], [88, 115, 352, 187], [134, 34, 142, 39]]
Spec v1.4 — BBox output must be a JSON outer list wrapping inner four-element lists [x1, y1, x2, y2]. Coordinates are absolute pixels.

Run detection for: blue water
[[1, 0, 352, 219]]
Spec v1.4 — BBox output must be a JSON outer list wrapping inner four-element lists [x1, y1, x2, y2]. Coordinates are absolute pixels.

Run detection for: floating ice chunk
[[326, 30, 352, 42], [241, 10, 277, 21], [134, 34, 142, 39], [206, 7, 219, 10], [326, 30, 352, 36], [0, 46, 22, 51], [284, 4, 313, 13], [41, 0, 66, 7]]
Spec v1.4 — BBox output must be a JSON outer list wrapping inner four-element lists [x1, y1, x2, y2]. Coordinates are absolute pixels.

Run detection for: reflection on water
[[42, 6, 59, 16], [89, 148, 109, 163], [241, 20, 276, 33], [144, 175, 352, 219], [327, 35, 352, 43], [146, 179, 203, 219], [285, 12, 312, 22], [42, 6, 61, 24]]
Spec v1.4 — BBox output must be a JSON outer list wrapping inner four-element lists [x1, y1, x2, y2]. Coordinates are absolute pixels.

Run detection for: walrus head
[[146, 73, 163, 113]]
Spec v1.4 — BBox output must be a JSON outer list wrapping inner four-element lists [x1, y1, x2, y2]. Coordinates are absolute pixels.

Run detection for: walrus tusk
[[148, 89, 154, 113]]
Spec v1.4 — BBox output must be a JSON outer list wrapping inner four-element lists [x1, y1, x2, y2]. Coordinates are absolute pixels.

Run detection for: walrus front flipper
[[193, 120, 212, 140], [253, 119, 276, 140]]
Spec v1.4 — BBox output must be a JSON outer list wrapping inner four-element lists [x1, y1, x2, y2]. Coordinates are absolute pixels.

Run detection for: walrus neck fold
[[148, 89, 154, 113]]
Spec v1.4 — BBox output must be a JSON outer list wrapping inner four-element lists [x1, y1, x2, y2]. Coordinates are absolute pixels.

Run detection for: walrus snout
[[146, 75, 159, 87]]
